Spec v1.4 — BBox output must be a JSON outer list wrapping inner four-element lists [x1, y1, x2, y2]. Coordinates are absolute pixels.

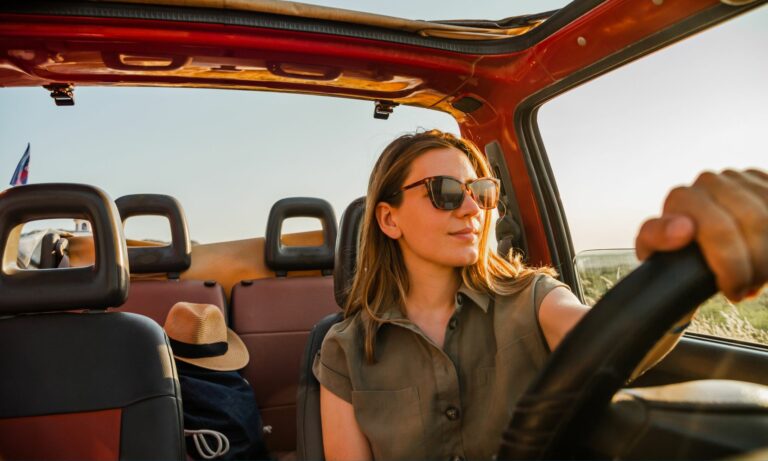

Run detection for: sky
[[0, 2, 765, 252], [539, 5, 767, 252]]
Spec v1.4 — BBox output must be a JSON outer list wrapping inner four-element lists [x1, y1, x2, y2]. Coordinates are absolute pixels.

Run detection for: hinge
[[374, 100, 398, 120], [43, 83, 75, 106]]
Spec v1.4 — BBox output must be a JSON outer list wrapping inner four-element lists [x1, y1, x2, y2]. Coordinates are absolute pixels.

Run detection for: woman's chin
[[447, 249, 480, 267]]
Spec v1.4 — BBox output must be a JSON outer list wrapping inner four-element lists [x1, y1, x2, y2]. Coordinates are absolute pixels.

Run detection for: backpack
[[176, 361, 271, 460]]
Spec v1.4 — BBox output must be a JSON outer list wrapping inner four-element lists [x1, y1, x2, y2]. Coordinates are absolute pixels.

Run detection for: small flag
[[10, 143, 30, 186]]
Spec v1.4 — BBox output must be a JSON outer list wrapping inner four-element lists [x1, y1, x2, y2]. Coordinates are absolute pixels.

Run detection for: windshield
[[0, 88, 458, 243], [538, 6, 768, 345]]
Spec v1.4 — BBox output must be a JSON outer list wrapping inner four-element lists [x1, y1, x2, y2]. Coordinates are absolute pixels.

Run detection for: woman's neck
[[403, 261, 460, 315], [402, 262, 460, 349]]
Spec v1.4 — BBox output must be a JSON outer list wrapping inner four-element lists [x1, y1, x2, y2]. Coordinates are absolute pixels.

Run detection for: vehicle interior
[[0, 0, 766, 459]]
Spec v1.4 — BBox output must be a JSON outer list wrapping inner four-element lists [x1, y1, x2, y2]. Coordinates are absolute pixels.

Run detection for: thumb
[[635, 214, 696, 260]]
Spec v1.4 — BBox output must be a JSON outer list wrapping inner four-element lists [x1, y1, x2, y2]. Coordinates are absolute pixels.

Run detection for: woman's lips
[[449, 228, 478, 241]]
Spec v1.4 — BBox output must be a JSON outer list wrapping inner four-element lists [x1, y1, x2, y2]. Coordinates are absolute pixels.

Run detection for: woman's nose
[[456, 189, 482, 217]]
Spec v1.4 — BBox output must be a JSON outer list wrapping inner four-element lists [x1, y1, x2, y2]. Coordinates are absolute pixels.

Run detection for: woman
[[313, 130, 767, 461]]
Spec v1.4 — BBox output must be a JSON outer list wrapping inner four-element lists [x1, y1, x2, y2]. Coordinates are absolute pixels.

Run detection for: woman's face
[[382, 147, 485, 271]]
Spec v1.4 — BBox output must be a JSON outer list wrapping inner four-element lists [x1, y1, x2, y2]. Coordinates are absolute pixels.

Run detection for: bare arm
[[539, 169, 768, 378], [537, 286, 589, 351], [320, 384, 372, 461]]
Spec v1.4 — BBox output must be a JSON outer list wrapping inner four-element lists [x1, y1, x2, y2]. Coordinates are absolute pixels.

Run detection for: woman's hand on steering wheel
[[635, 169, 768, 302]]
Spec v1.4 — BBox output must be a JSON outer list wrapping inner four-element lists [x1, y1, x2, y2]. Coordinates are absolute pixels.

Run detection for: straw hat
[[164, 302, 249, 371]]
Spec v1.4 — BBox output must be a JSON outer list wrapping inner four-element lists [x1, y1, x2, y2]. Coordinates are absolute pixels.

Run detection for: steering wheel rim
[[498, 244, 718, 460]]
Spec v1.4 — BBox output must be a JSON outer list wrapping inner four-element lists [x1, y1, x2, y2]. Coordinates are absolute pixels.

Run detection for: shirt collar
[[457, 283, 492, 313]]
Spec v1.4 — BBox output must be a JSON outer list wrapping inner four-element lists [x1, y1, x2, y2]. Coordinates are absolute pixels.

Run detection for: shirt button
[[448, 317, 458, 330], [450, 456, 465, 461], [445, 406, 460, 421]]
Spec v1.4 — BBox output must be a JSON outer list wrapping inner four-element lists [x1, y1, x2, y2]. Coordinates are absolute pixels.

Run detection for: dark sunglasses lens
[[469, 179, 499, 209], [431, 177, 464, 210]]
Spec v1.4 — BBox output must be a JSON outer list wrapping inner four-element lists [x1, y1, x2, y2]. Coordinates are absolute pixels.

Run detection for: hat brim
[[174, 328, 249, 372]]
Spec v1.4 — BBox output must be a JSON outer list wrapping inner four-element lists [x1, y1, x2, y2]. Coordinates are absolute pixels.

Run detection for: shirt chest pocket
[[351, 386, 425, 460]]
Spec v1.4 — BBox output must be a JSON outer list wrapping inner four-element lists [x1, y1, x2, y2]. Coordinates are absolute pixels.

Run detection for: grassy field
[[577, 255, 768, 345]]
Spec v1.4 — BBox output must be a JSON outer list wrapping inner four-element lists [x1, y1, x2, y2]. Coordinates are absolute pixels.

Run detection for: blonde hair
[[345, 130, 553, 362]]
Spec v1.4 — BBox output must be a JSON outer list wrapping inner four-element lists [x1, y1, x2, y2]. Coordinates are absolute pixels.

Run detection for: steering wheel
[[498, 244, 718, 459]]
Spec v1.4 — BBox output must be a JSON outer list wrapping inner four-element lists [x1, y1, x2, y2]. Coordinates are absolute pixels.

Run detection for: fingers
[[640, 169, 768, 302], [723, 169, 768, 205], [745, 168, 768, 182], [661, 183, 754, 301], [694, 171, 768, 296], [637, 168, 768, 300]]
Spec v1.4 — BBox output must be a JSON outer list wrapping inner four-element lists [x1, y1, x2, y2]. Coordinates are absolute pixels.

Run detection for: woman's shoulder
[[530, 272, 569, 293], [489, 273, 570, 353], [494, 272, 564, 298], [322, 310, 364, 348], [492, 272, 570, 313]]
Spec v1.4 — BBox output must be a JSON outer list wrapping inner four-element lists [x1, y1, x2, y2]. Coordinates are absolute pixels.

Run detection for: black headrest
[[0, 183, 129, 314], [265, 197, 337, 275], [115, 194, 192, 274], [334, 197, 365, 308]]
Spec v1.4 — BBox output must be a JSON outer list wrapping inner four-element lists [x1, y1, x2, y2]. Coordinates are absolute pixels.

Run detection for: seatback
[[231, 197, 338, 455], [0, 183, 184, 460], [296, 197, 365, 461], [113, 194, 227, 324], [39, 231, 69, 268]]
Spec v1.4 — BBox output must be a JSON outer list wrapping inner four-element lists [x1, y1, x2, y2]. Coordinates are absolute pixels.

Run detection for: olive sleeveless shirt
[[313, 274, 568, 460]]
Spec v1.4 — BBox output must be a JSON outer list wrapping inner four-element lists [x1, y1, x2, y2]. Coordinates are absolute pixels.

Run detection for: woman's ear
[[375, 202, 402, 240]]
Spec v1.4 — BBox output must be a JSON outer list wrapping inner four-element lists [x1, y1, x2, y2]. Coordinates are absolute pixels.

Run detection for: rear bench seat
[[112, 194, 227, 323], [231, 197, 338, 456]]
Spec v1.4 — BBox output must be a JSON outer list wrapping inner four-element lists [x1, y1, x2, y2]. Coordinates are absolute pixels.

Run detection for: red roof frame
[[0, 0, 751, 265]]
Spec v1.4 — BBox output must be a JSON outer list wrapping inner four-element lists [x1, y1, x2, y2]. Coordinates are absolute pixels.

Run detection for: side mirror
[[573, 249, 638, 306]]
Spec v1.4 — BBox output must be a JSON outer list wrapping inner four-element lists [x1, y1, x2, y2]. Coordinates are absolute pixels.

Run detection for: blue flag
[[10, 143, 30, 186]]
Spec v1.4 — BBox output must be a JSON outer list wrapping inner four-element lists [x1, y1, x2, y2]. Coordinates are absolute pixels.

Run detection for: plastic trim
[[115, 194, 192, 274], [0, 0, 606, 55], [0, 183, 129, 313]]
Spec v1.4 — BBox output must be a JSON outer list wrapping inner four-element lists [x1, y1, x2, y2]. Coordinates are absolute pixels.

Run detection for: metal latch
[[43, 83, 75, 106], [374, 100, 398, 120]]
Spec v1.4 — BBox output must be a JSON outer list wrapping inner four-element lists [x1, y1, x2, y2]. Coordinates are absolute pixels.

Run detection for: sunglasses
[[390, 175, 500, 211]]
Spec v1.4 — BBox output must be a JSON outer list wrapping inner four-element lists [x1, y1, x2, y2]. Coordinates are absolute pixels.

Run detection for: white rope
[[184, 429, 230, 459]]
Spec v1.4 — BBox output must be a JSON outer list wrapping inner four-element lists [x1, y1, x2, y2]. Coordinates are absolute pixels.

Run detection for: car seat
[[0, 183, 185, 460], [296, 196, 365, 461], [113, 194, 227, 323], [231, 197, 338, 456]]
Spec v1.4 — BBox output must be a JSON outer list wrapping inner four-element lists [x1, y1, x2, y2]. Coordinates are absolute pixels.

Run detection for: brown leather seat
[[0, 183, 184, 461], [231, 197, 338, 455], [118, 278, 227, 324], [112, 194, 227, 323]]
